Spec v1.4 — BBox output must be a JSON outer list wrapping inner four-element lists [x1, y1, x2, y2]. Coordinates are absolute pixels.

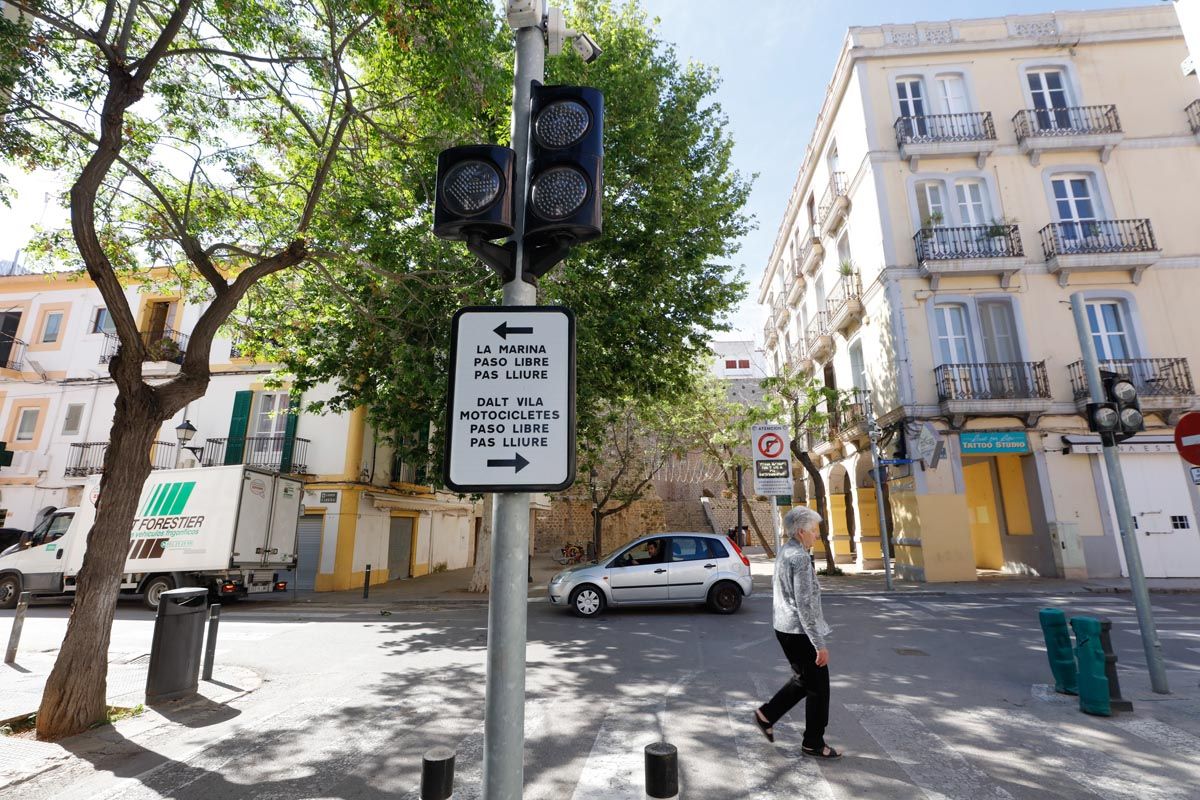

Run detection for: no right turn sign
[[751, 423, 792, 496]]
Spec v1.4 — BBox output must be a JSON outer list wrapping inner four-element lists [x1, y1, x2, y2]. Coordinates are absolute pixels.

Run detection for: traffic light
[[0, 441, 12, 469], [524, 85, 603, 255], [433, 145, 516, 242], [1087, 369, 1145, 446]]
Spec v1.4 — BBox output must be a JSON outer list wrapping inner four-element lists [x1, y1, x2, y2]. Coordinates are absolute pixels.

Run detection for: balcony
[[804, 311, 833, 363], [1013, 105, 1123, 165], [785, 266, 805, 305], [1187, 99, 1200, 138], [99, 327, 192, 365], [935, 361, 1052, 428], [817, 173, 849, 237], [1038, 219, 1160, 286], [786, 338, 810, 374], [1068, 358, 1195, 425], [66, 441, 177, 477], [772, 294, 789, 328], [799, 232, 824, 276], [200, 436, 310, 474], [763, 319, 778, 348], [895, 112, 996, 170], [913, 224, 1025, 289], [0, 333, 28, 372], [826, 272, 864, 333], [838, 389, 869, 444]]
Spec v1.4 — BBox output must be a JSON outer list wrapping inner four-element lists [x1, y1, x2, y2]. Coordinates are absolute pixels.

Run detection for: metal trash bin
[[145, 587, 209, 705]]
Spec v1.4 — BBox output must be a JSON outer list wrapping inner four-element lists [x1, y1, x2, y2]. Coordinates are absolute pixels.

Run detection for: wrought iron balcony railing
[[201, 435, 310, 474], [804, 310, 832, 352], [1039, 219, 1157, 259], [936, 362, 1051, 402], [1013, 104, 1121, 140], [65, 441, 177, 477], [895, 112, 996, 145], [1067, 358, 1194, 402], [827, 272, 862, 320], [817, 172, 848, 225], [100, 327, 192, 365], [914, 224, 1023, 262], [1187, 99, 1200, 136], [0, 333, 28, 371]]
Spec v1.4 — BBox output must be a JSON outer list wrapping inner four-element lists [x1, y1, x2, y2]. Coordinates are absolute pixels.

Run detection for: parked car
[[547, 532, 752, 618], [0, 527, 26, 555]]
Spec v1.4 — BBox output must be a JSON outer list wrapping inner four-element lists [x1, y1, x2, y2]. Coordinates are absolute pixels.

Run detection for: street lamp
[[174, 419, 197, 469]]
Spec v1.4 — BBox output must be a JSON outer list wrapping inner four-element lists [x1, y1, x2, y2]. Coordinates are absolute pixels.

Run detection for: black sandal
[[802, 744, 842, 759], [753, 711, 774, 743]]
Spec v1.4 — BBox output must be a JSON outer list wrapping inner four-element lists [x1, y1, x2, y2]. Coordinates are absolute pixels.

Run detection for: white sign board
[[444, 306, 575, 492], [751, 423, 792, 496]]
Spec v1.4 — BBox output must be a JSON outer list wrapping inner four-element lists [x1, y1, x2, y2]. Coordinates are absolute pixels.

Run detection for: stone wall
[[661, 500, 713, 533], [705, 496, 777, 546], [535, 496, 667, 555]]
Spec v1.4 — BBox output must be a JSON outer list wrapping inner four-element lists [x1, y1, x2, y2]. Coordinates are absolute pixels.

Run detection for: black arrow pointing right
[[487, 452, 530, 473], [493, 322, 534, 340]]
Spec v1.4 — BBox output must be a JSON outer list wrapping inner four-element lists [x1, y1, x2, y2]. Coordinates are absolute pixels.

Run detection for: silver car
[[547, 532, 753, 618]]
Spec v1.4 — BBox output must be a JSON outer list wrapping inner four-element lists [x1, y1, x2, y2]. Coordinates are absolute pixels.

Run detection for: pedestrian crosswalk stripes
[[723, 694, 836, 800], [570, 703, 659, 800], [1110, 717, 1200, 760]]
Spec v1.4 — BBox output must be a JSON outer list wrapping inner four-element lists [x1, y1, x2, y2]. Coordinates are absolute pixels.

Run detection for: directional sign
[[444, 306, 576, 493], [751, 423, 792, 496], [1174, 412, 1200, 467]]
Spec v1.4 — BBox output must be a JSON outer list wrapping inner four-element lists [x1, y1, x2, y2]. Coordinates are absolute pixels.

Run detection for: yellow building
[[760, 6, 1200, 581]]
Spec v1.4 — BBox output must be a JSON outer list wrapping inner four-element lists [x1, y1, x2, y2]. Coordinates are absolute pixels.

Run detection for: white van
[[0, 465, 302, 610]]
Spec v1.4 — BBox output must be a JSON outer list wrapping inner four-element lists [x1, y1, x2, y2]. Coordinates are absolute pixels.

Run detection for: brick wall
[[535, 496, 668, 555]]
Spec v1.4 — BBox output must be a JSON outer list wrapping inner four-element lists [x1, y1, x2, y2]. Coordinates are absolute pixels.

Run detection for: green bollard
[[1070, 616, 1111, 716], [1038, 608, 1078, 695]]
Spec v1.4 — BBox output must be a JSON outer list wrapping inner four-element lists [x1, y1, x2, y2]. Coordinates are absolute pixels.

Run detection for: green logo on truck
[[141, 481, 196, 516]]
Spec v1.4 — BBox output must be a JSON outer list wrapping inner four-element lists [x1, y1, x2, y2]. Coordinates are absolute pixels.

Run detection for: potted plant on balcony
[[838, 258, 855, 277], [978, 217, 1014, 255], [1082, 220, 1107, 250], [146, 337, 182, 364], [922, 211, 947, 258]]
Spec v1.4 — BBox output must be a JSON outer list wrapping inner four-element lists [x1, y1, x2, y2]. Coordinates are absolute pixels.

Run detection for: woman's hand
[[815, 648, 829, 667]]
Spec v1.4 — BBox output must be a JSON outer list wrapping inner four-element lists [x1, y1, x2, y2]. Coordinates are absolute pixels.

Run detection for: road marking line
[[1111, 717, 1200, 759], [1119, 629, 1200, 640], [570, 703, 660, 800], [734, 634, 774, 651], [846, 704, 1014, 800], [723, 694, 835, 800]]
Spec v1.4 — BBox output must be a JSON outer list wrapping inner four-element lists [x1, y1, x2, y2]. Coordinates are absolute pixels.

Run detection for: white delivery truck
[[0, 465, 302, 610]]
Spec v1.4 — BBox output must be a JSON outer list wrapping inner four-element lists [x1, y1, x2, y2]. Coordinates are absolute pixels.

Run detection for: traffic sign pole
[[864, 394, 893, 592], [1071, 293, 1168, 695]]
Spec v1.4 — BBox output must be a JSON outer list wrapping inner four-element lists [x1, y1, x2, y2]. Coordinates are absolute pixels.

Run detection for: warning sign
[[751, 423, 792, 496]]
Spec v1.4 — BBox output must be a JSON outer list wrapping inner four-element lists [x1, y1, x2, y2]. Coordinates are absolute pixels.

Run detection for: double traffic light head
[[1087, 370, 1145, 446], [433, 85, 603, 280]]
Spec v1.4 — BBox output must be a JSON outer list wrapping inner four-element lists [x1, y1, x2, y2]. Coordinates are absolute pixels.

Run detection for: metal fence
[[1013, 104, 1121, 139], [200, 436, 310, 474], [804, 311, 831, 352], [1038, 219, 1156, 258], [817, 172, 847, 225], [895, 111, 995, 145], [935, 362, 1051, 402], [65, 441, 178, 476], [1187, 99, 1200, 136], [100, 327, 192, 365], [1067, 358, 1194, 401], [0, 333, 27, 371], [827, 272, 862, 321], [914, 224, 1023, 262]]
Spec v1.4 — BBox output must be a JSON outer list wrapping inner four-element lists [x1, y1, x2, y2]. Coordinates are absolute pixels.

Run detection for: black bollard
[[645, 741, 679, 799], [202, 603, 221, 681], [363, 564, 371, 600], [1098, 618, 1134, 712], [420, 746, 455, 800]]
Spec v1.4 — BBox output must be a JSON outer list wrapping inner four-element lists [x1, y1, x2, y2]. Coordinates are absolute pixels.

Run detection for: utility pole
[[735, 463, 744, 546], [1069, 292, 1168, 694], [864, 392, 893, 591]]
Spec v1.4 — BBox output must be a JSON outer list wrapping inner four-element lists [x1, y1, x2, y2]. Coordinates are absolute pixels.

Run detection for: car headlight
[[550, 573, 566, 585]]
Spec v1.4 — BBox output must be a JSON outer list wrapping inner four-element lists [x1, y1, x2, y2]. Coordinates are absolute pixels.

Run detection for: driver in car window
[[638, 539, 665, 565]]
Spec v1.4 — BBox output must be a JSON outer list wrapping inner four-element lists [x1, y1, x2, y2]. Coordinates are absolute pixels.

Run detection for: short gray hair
[[784, 506, 822, 537]]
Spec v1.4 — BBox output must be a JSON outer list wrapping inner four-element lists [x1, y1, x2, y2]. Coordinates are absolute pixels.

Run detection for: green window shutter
[[225, 390, 253, 465], [279, 407, 299, 473]]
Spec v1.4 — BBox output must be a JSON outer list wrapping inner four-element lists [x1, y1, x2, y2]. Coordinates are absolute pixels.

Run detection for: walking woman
[[753, 506, 841, 758]]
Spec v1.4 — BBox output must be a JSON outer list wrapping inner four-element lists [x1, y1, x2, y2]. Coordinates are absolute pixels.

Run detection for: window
[[737, 359, 750, 369], [92, 308, 116, 334], [1026, 68, 1072, 129], [814, 275, 826, 312], [61, 403, 85, 436], [935, 73, 969, 115], [669, 536, 717, 562], [724, 359, 737, 369], [0, 510, 6, 526], [849, 340, 868, 390], [611, 538, 667, 568], [934, 304, 972, 364], [1051, 175, 1098, 225], [0, 311, 22, 368], [915, 181, 946, 227], [41, 311, 63, 344], [1086, 301, 1133, 361], [1171, 516, 1191, 530], [836, 232, 852, 269], [979, 302, 1020, 363], [954, 180, 991, 226], [15, 407, 39, 441], [897, 77, 928, 137], [252, 392, 291, 439]]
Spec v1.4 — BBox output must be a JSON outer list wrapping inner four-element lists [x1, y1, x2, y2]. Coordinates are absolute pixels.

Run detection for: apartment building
[[0, 271, 480, 591], [759, 6, 1200, 582]]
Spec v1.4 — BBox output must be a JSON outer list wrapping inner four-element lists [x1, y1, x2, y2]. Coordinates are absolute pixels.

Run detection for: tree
[[762, 370, 848, 574], [580, 396, 689, 558], [235, 0, 752, 591], [677, 372, 776, 558], [1, 0, 498, 739]]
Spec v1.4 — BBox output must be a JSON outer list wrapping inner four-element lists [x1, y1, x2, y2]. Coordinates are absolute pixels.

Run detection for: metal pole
[[482, 20, 542, 800], [864, 394, 893, 591], [202, 603, 221, 681], [363, 564, 371, 600], [1069, 293, 1169, 694], [4, 591, 31, 664], [735, 464, 744, 547]]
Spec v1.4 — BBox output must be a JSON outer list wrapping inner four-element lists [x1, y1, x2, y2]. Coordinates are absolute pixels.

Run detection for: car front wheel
[[570, 584, 606, 618], [707, 581, 742, 614], [0, 574, 20, 609]]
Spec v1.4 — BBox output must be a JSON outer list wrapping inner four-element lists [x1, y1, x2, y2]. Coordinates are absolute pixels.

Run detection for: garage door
[[1101, 454, 1200, 578], [296, 514, 324, 591]]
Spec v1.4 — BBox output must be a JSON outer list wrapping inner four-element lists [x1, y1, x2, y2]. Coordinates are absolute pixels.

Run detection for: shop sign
[[959, 431, 1030, 455]]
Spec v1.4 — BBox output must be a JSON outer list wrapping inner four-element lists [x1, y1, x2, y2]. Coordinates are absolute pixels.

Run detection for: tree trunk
[[36, 394, 160, 739], [736, 494, 776, 559], [467, 495, 493, 593], [797, 449, 837, 573]]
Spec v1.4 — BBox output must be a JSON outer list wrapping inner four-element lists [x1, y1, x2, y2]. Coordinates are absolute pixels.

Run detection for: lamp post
[[174, 419, 196, 469]]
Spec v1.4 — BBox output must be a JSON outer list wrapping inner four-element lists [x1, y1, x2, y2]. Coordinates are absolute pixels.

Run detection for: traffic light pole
[[864, 394, 893, 591], [481, 21, 542, 800], [1069, 293, 1169, 694]]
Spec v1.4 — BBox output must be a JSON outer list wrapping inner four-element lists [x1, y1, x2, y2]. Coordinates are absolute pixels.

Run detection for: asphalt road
[[4, 588, 1200, 799]]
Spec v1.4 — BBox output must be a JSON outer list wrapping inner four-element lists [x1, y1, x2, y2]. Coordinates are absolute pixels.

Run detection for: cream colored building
[[759, 6, 1200, 582]]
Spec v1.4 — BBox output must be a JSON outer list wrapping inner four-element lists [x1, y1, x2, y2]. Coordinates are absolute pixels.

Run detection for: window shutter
[[225, 390, 253, 464], [279, 406, 299, 473]]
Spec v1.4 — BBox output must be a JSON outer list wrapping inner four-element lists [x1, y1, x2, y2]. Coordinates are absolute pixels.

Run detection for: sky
[[0, 0, 1163, 336]]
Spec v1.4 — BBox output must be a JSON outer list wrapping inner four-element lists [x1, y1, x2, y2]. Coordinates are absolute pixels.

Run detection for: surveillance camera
[[571, 32, 601, 63]]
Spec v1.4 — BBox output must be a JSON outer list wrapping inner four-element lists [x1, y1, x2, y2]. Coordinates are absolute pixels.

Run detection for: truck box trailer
[[0, 465, 302, 610]]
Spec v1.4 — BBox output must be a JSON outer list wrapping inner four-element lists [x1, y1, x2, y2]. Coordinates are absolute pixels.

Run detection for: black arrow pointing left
[[487, 452, 530, 473], [493, 322, 534, 340]]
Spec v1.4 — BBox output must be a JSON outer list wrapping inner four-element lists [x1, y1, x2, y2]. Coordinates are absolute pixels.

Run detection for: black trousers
[[758, 630, 830, 749]]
